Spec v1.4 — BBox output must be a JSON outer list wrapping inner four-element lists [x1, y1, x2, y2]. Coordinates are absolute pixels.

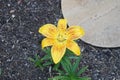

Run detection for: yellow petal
[[66, 40, 80, 56], [57, 19, 67, 31], [67, 26, 85, 40], [41, 38, 54, 49], [38, 24, 57, 38], [51, 43, 66, 64]]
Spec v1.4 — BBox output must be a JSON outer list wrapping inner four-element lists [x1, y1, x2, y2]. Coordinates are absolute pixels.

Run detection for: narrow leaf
[[28, 57, 35, 62], [72, 56, 81, 73], [43, 47, 51, 54], [41, 54, 51, 61], [56, 69, 64, 75], [78, 66, 88, 75], [69, 56, 79, 59], [43, 62, 52, 66], [65, 49, 74, 55], [64, 56, 72, 69], [53, 63, 60, 71], [61, 60, 69, 73]]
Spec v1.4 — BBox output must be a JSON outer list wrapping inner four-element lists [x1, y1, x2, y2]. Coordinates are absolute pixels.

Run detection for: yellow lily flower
[[38, 19, 85, 64]]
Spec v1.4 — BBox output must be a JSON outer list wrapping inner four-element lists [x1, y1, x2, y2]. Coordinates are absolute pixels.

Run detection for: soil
[[0, 0, 120, 80]]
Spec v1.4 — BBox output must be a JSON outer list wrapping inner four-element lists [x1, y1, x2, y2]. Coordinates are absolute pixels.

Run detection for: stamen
[[57, 33, 66, 42]]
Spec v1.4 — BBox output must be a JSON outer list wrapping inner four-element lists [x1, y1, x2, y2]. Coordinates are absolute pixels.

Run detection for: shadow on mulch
[[0, 0, 120, 80]]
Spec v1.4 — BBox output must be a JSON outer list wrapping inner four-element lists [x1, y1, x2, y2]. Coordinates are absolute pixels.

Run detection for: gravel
[[0, 0, 120, 80]]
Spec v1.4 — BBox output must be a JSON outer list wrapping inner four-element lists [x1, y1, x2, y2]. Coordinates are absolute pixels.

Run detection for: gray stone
[[62, 0, 120, 47]]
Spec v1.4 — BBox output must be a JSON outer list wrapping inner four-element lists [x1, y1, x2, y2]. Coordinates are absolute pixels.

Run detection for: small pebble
[[12, 45, 15, 49], [8, 4, 10, 7], [10, 10, 15, 13], [12, 14, 15, 18]]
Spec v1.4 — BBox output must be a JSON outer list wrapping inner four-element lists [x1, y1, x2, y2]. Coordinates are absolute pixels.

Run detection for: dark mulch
[[0, 0, 120, 80]]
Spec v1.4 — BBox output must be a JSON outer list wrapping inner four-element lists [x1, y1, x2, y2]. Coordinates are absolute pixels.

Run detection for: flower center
[[57, 33, 67, 42]]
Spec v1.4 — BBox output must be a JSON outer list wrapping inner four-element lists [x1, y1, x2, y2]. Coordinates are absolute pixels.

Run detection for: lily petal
[[67, 26, 85, 40], [57, 19, 67, 31], [66, 40, 80, 56], [51, 43, 66, 64], [39, 24, 57, 38], [41, 38, 54, 49]]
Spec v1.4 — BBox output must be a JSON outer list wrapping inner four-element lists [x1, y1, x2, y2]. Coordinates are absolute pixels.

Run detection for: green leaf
[[53, 63, 60, 71], [35, 60, 42, 67], [61, 56, 74, 74], [43, 47, 51, 54], [72, 56, 81, 73], [69, 56, 79, 59], [56, 69, 64, 75], [63, 56, 72, 69], [43, 62, 52, 66], [28, 54, 44, 70], [53, 63, 64, 75], [65, 49, 74, 55], [77, 66, 88, 76], [61, 60, 70, 73], [35, 54, 40, 60], [41, 54, 51, 61], [28, 57, 35, 62]]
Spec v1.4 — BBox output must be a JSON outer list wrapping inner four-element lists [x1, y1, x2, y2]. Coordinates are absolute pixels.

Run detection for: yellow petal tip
[[54, 61, 58, 64]]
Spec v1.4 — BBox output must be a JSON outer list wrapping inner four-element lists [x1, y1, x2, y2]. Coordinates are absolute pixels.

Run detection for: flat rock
[[62, 0, 120, 47]]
